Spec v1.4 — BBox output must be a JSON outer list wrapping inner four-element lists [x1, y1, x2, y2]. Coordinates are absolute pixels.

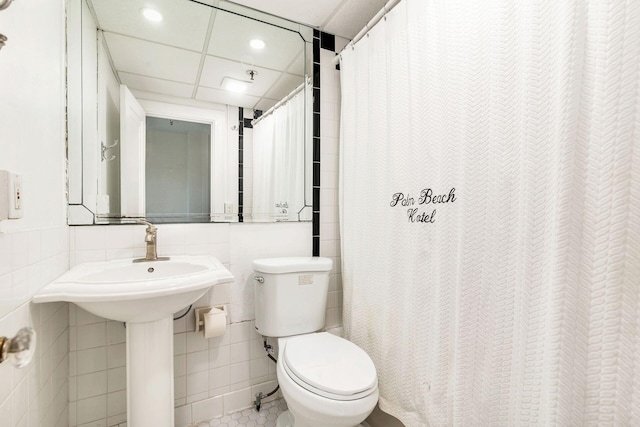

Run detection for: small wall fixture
[[0, 0, 15, 11], [101, 138, 118, 162], [0, 327, 36, 368], [0, 0, 15, 51]]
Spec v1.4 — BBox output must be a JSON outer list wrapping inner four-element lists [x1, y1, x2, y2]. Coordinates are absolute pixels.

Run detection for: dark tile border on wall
[[235, 30, 335, 254], [312, 30, 336, 257], [238, 108, 244, 222], [312, 30, 321, 256], [238, 110, 261, 224]]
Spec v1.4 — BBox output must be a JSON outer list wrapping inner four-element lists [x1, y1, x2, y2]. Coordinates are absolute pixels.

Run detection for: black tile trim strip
[[238, 107, 244, 222], [313, 237, 320, 257], [313, 88, 321, 114], [313, 63, 321, 89], [320, 32, 335, 52], [312, 35, 321, 257]]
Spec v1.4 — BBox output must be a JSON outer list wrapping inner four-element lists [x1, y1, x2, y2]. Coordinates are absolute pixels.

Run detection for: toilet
[[253, 257, 379, 427]]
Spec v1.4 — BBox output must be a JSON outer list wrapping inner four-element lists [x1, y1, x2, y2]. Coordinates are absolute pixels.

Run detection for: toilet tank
[[253, 257, 333, 337]]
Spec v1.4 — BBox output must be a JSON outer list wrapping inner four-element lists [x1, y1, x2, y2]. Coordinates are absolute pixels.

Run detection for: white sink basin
[[33, 255, 234, 322], [34, 254, 234, 426]]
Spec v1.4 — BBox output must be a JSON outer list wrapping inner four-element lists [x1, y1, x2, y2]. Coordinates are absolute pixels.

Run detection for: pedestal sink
[[33, 255, 234, 427]]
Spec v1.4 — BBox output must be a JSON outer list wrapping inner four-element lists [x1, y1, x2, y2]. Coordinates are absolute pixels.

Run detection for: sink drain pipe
[[254, 339, 280, 412], [123, 304, 193, 328]]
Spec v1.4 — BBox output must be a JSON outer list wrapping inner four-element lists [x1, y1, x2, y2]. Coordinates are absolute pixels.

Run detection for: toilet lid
[[282, 333, 377, 400]]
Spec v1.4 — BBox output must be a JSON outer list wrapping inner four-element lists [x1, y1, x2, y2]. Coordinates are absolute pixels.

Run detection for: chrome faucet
[[133, 220, 169, 262]]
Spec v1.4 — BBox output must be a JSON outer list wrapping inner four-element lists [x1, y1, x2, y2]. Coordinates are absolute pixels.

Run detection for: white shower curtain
[[340, 1, 640, 426], [252, 82, 310, 221]]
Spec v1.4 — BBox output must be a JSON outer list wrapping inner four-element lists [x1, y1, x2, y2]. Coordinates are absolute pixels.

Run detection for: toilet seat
[[281, 333, 377, 401]]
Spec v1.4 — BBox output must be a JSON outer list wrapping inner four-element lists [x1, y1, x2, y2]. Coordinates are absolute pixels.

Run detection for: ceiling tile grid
[[88, 0, 386, 110]]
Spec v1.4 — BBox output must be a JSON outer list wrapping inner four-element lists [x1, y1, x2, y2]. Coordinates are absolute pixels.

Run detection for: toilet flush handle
[[253, 276, 264, 284]]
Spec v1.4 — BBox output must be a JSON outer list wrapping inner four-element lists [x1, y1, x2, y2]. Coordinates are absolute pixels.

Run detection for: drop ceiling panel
[[323, 0, 388, 39], [91, 0, 386, 110], [253, 97, 281, 112], [119, 72, 194, 99], [199, 56, 282, 98], [227, 0, 344, 28], [89, 0, 212, 52], [286, 51, 306, 77], [105, 33, 202, 84], [207, 12, 305, 72], [216, 1, 302, 33], [196, 86, 263, 109], [263, 73, 306, 102]]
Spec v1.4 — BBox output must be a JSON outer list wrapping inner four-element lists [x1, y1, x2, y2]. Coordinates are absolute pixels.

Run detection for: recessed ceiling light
[[221, 77, 251, 93], [141, 8, 163, 22], [250, 39, 266, 50]]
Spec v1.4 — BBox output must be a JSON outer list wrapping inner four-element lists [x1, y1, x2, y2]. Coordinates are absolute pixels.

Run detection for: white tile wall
[[0, 226, 70, 427], [69, 221, 311, 426], [0, 2, 69, 426], [320, 47, 344, 329]]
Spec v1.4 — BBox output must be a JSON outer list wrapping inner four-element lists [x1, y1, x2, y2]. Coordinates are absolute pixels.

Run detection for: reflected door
[[145, 117, 212, 222]]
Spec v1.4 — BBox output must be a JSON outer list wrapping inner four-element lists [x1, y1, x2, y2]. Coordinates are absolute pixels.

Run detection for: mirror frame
[[66, 0, 314, 225]]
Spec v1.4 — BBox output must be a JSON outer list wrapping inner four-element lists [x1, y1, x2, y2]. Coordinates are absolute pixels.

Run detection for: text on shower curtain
[[390, 188, 456, 223]]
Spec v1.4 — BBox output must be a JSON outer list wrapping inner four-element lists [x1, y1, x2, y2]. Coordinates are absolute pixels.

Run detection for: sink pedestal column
[[126, 317, 175, 427]]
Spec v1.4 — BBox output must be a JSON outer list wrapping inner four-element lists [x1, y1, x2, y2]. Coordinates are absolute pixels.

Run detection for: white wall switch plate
[[0, 170, 23, 220]]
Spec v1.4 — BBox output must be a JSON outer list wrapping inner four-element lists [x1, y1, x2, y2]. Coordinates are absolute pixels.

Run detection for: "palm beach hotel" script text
[[390, 188, 457, 223]]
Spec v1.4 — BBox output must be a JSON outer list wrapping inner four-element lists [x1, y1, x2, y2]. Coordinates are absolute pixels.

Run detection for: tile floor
[[200, 399, 288, 427], [190, 398, 372, 427]]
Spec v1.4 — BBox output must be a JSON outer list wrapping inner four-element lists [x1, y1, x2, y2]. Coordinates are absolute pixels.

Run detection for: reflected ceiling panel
[[88, 0, 310, 111]]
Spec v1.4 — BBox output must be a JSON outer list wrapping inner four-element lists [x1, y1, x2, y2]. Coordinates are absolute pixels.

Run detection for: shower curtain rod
[[332, 0, 402, 65], [252, 77, 309, 127]]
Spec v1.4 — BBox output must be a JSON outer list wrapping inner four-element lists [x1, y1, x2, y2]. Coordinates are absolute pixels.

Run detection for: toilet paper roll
[[203, 308, 226, 338]]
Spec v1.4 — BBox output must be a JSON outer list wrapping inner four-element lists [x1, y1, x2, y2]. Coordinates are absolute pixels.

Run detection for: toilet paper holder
[[194, 305, 227, 333]]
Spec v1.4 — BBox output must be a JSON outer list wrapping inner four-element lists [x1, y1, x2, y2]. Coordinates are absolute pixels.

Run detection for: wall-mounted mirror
[[67, 0, 313, 224]]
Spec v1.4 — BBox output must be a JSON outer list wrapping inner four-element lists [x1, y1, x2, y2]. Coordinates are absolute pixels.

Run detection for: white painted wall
[[0, 1, 67, 230], [0, 0, 69, 425]]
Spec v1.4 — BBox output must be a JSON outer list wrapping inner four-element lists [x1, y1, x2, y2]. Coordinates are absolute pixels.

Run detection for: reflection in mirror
[[146, 117, 211, 223], [67, 0, 313, 224], [252, 81, 310, 222]]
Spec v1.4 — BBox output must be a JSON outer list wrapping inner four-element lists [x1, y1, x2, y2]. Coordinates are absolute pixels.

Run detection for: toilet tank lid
[[252, 257, 333, 274]]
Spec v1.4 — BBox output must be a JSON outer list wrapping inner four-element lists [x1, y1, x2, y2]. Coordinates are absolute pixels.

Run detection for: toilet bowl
[[275, 333, 379, 427], [252, 257, 379, 427]]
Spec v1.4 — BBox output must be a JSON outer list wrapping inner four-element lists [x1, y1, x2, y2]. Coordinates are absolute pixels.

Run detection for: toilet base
[[276, 410, 294, 427], [276, 409, 365, 427]]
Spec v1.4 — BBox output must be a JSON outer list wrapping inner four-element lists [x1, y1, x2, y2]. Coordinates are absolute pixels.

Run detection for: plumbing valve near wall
[[193, 305, 281, 411], [254, 338, 279, 412]]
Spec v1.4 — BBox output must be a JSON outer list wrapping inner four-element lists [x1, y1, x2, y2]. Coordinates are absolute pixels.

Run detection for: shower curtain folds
[[252, 82, 311, 222], [339, 1, 640, 426]]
